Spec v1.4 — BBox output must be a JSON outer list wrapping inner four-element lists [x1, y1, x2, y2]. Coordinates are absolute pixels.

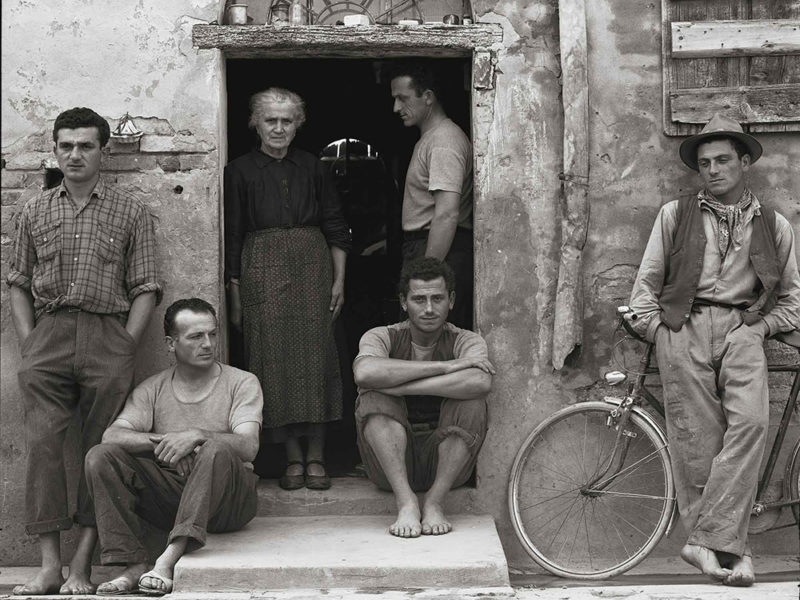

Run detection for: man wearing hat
[[628, 113, 800, 586]]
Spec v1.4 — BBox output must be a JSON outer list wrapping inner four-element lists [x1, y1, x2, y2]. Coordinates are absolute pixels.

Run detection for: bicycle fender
[[602, 397, 680, 537]]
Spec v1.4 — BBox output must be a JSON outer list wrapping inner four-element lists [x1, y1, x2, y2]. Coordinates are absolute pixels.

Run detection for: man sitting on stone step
[[353, 257, 494, 538], [85, 298, 262, 595]]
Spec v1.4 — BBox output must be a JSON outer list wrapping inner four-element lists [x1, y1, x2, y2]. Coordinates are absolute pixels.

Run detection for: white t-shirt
[[116, 363, 263, 467], [402, 118, 473, 232]]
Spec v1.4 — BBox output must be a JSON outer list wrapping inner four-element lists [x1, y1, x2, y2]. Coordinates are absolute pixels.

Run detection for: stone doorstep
[[256, 477, 481, 517], [173, 514, 511, 592]]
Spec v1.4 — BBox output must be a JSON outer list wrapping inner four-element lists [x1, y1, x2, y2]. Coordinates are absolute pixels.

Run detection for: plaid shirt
[[6, 178, 162, 318]]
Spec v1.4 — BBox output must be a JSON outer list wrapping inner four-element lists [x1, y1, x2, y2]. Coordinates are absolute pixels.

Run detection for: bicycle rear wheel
[[787, 437, 800, 523], [508, 401, 675, 579]]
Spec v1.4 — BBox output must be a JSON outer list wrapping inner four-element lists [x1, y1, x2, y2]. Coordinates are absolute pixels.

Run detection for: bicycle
[[508, 306, 800, 579]]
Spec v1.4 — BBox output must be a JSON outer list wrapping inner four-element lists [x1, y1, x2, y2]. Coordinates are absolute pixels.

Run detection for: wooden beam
[[553, 0, 589, 369], [192, 24, 502, 58], [670, 83, 800, 123], [672, 19, 800, 58]]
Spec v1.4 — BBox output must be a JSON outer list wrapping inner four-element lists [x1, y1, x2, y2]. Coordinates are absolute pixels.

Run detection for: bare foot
[[723, 555, 755, 587], [12, 566, 64, 595], [59, 569, 96, 595], [96, 563, 148, 595], [680, 544, 731, 581], [389, 499, 421, 538], [421, 500, 452, 535]]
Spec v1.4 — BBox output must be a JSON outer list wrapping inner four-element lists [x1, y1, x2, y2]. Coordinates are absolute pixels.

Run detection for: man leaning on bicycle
[[627, 113, 800, 587]]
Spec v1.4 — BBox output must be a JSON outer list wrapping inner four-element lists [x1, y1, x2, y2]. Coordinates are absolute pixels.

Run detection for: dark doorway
[[225, 57, 472, 478]]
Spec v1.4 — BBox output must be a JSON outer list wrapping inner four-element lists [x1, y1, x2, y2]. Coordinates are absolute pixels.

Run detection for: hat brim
[[679, 131, 762, 171]]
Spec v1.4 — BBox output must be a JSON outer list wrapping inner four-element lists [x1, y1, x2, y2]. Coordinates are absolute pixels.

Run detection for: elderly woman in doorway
[[224, 87, 351, 490]]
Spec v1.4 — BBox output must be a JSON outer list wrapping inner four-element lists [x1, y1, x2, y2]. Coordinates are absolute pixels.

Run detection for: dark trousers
[[402, 227, 474, 330], [85, 440, 258, 565], [355, 390, 487, 492], [17, 310, 135, 534]]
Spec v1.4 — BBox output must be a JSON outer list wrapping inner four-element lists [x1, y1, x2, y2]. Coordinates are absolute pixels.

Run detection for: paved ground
[[1, 559, 797, 600]]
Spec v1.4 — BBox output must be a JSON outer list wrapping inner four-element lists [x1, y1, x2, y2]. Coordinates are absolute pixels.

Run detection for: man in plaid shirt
[[7, 107, 161, 595]]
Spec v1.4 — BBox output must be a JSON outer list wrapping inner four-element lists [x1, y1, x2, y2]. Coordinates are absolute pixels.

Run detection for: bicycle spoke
[[518, 486, 585, 513], [545, 494, 583, 555], [590, 490, 674, 501], [526, 459, 583, 488], [591, 445, 667, 490]]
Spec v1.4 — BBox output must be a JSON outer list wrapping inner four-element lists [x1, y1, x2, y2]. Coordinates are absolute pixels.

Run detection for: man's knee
[[363, 413, 405, 441], [195, 439, 237, 463], [85, 443, 126, 478], [439, 399, 487, 446]]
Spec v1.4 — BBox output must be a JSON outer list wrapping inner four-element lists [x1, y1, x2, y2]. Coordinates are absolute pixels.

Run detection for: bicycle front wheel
[[508, 401, 675, 579]]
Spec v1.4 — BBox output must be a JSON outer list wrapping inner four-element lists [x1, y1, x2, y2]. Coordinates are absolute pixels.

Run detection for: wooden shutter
[[662, 0, 800, 135]]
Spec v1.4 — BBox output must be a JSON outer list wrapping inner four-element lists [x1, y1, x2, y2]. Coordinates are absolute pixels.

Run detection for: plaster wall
[[1, 0, 222, 565], [1, 0, 797, 572]]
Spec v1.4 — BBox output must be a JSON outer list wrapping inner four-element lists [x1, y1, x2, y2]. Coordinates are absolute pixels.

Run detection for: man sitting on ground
[[85, 298, 262, 595], [353, 257, 494, 538]]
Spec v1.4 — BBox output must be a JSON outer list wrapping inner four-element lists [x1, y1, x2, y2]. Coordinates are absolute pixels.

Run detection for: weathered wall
[[472, 0, 799, 569], [0, 0, 221, 564], [1, 0, 797, 571]]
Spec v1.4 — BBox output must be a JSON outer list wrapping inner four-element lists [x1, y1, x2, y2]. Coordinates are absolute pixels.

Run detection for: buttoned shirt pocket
[[32, 220, 62, 263], [96, 225, 126, 263]]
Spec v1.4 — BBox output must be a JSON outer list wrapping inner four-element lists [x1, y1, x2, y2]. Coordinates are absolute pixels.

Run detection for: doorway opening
[[225, 57, 472, 478]]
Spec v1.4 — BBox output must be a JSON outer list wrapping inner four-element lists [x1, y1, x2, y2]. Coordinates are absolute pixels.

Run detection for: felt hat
[[679, 112, 762, 171]]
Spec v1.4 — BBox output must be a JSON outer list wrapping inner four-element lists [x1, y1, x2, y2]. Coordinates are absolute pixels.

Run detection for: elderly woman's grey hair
[[248, 87, 306, 130]]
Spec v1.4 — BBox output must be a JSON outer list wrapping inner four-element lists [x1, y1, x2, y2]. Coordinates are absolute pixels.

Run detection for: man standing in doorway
[[390, 63, 474, 329], [7, 107, 161, 595], [628, 113, 800, 586]]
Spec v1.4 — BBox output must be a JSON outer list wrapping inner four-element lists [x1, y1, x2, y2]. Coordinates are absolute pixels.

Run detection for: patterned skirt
[[240, 226, 342, 438]]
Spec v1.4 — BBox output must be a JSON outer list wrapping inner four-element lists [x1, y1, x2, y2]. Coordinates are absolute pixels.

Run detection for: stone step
[[256, 477, 482, 517], [174, 514, 511, 592]]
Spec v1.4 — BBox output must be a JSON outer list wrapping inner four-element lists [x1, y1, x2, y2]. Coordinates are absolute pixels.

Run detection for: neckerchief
[[698, 188, 756, 258]]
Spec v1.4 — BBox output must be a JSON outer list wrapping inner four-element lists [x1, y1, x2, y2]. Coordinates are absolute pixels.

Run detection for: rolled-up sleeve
[[6, 201, 35, 291], [628, 201, 679, 342], [762, 212, 800, 335], [125, 204, 162, 304], [224, 164, 246, 282], [316, 162, 351, 253]]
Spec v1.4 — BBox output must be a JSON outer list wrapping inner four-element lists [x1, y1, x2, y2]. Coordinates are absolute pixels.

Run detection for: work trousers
[[402, 227, 474, 330], [85, 440, 258, 565], [17, 310, 135, 534], [355, 390, 487, 492], [655, 306, 769, 557]]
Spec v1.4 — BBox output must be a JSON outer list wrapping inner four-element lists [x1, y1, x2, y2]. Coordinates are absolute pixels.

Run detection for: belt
[[403, 227, 472, 241], [691, 299, 750, 312]]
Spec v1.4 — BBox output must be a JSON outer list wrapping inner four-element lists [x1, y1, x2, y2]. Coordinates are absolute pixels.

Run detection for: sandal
[[279, 460, 305, 490], [305, 459, 331, 490], [138, 570, 173, 596]]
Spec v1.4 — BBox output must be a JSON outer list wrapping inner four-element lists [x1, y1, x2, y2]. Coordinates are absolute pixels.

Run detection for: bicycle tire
[[508, 401, 675, 579], [786, 437, 800, 523]]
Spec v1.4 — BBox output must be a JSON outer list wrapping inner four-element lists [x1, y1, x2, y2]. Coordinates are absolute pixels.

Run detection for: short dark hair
[[388, 62, 441, 100], [53, 107, 111, 147], [398, 257, 456, 297], [697, 135, 749, 162], [164, 298, 217, 337]]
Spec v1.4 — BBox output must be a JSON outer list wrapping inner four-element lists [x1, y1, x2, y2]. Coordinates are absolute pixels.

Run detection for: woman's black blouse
[[224, 148, 352, 282]]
